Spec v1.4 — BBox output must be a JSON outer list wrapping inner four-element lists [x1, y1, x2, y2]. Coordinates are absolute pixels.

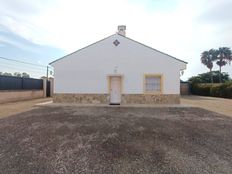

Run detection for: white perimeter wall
[[52, 34, 186, 94]]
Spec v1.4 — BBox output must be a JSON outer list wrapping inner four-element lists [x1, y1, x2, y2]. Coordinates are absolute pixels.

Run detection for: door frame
[[107, 74, 123, 104]]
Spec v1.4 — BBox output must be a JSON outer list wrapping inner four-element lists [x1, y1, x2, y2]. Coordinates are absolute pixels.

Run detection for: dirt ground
[[0, 98, 52, 119], [0, 106, 232, 174], [181, 95, 232, 117]]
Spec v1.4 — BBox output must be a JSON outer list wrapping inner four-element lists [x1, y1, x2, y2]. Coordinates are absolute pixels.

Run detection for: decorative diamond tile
[[113, 39, 120, 46]]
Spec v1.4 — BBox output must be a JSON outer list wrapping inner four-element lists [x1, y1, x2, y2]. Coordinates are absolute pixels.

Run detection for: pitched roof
[[50, 33, 187, 65]]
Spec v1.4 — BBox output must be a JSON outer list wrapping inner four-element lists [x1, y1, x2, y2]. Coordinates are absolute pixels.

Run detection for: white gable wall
[[52, 34, 186, 94]]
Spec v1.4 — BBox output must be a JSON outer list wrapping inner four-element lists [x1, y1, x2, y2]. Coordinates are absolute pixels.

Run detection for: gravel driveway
[[0, 106, 232, 174], [0, 98, 52, 119], [181, 95, 232, 117]]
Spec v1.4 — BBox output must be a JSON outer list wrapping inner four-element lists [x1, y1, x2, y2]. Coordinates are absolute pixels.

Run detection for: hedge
[[191, 83, 212, 96], [191, 82, 232, 99], [211, 82, 232, 98]]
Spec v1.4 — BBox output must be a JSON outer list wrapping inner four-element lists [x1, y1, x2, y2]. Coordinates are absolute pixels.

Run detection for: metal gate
[[46, 80, 51, 97]]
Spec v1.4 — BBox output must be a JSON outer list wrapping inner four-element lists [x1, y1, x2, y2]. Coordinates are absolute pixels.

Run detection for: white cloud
[[0, 34, 45, 55], [0, 0, 231, 80]]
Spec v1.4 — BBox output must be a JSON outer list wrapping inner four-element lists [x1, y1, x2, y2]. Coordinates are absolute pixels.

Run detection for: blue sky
[[0, 26, 64, 77], [0, 0, 231, 79], [0, 27, 64, 63]]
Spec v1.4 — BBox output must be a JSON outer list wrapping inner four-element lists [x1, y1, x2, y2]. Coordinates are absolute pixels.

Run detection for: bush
[[191, 82, 232, 99], [188, 71, 230, 83], [210, 84, 223, 97], [211, 82, 232, 98], [191, 83, 212, 96]]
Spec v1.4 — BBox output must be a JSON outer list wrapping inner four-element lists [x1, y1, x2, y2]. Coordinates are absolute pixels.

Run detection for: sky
[[0, 0, 231, 79]]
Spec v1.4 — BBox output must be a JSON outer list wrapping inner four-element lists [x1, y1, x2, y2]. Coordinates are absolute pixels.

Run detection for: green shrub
[[188, 71, 230, 83], [191, 82, 232, 99], [210, 84, 223, 97], [220, 82, 232, 98], [191, 83, 212, 96]]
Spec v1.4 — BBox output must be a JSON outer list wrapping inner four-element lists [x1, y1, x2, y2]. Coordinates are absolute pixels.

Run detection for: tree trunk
[[210, 69, 213, 84], [219, 66, 222, 83]]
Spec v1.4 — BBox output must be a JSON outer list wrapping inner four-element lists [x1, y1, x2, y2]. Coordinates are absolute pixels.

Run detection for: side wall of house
[[52, 34, 186, 104]]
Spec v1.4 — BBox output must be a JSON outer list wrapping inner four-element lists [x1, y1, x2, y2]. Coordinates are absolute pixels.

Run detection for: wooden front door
[[110, 76, 121, 104]]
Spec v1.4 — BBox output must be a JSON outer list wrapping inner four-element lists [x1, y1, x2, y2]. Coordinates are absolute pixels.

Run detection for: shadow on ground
[[0, 106, 232, 174]]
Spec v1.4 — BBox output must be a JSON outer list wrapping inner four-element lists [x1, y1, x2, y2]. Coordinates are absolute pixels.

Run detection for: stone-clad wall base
[[54, 93, 180, 104], [53, 94, 109, 104], [122, 94, 180, 104]]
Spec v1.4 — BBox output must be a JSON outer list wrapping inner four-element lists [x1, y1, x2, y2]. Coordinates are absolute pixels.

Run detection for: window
[[144, 75, 162, 93]]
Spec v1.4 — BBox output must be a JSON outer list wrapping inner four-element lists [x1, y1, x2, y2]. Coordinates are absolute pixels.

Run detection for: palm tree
[[201, 50, 214, 83], [214, 47, 232, 83]]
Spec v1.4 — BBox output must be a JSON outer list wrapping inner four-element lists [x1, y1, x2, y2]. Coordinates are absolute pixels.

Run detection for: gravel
[[0, 106, 232, 174]]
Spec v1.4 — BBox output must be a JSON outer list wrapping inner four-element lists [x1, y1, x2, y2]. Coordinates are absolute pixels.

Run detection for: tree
[[21, 72, 30, 78], [201, 49, 215, 83], [13, 72, 22, 77], [214, 47, 232, 83], [3, 72, 12, 76], [188, 71, 230, 84], [0, 72, 30, 77]]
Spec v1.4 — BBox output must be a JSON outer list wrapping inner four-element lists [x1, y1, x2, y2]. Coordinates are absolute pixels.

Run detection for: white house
[[50, 26, 187, 104]]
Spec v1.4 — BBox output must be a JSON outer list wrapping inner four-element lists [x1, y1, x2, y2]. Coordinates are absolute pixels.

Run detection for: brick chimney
[[117, 25, 126, 36]]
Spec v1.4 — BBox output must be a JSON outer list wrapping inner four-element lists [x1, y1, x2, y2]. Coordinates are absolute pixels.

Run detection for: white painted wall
[[51, 34, 187, 94]]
